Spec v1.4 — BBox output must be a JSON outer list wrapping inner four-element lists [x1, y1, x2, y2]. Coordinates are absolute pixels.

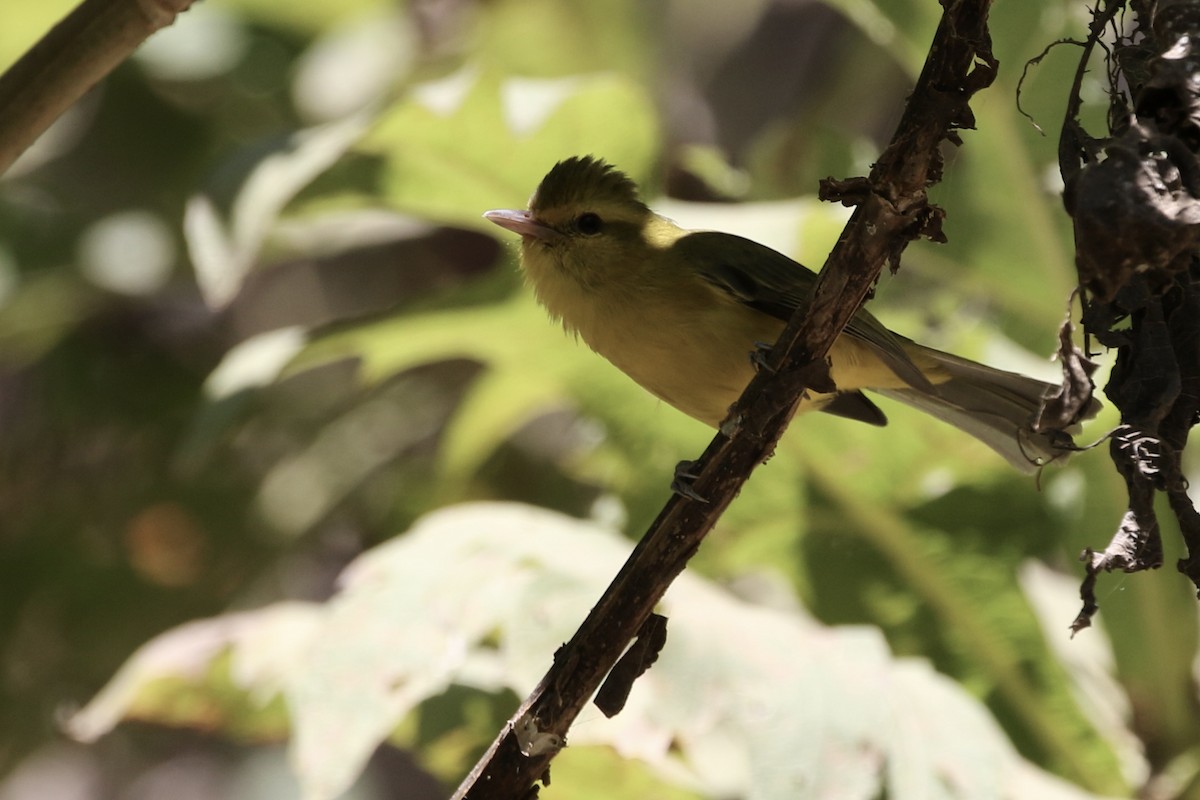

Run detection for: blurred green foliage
[[2, 0, 1198, 798]]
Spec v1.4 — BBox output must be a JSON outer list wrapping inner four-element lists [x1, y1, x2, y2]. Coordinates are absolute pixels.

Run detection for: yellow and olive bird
[[485, 156, 1084, 472]]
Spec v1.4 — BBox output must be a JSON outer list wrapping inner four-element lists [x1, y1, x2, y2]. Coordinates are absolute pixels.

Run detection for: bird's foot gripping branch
[[1061, 0, 1200, 632]]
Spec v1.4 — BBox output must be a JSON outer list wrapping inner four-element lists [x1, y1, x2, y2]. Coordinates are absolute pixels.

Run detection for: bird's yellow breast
[[525, 252, 792, 425]]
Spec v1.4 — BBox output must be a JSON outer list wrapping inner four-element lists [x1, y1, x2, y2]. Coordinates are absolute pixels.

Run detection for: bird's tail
[[873, 345, 1098, 473]]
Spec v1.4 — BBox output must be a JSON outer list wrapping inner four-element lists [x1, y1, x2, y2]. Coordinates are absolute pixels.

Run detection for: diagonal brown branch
[[0, 0, 196, 176], [453, 2, 997, 797]]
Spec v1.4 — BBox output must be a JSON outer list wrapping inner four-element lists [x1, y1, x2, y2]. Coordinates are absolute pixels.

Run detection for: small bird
[[485, 156, 1087, 472]]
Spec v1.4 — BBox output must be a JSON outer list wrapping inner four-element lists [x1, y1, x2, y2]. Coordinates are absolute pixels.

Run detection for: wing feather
[[674, 231, 934, 393]]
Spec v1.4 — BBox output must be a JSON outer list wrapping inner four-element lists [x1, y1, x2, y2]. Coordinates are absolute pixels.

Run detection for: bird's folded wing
[[680, 231, 934, 393]]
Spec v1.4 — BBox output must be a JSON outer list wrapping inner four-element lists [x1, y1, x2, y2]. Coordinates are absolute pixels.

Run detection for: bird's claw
[[671, 460, 708, 502], [750, 341, 775, 373]]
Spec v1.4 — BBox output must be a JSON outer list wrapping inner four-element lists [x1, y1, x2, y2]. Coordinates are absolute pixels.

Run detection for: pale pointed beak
[[483, 209, 561, 242]]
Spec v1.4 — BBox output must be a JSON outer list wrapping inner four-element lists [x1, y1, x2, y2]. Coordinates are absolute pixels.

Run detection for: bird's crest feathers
[[530, 156, 648, 214]]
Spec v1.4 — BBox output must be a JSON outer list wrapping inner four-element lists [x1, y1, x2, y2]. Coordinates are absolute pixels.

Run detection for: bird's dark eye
[[575, 212, 603, 236]]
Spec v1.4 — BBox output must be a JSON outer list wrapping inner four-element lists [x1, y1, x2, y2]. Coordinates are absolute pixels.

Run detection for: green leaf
[[477, 0, 651, 77], [799, 454, 1129, 795], [358, 69, 659, 228], [211, 0, 392, 36], [819, 0, 942, 75], [294, 291, 586, 489], [184, 114, 371, 309], [1019, 561, 1148, 785], [0, 0, 77, 71]]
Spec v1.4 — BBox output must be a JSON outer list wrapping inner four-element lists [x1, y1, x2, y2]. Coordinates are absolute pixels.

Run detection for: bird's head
[[484, 156, 660, 288]]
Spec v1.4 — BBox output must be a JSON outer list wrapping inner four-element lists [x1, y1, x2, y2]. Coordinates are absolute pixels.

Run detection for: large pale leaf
[[69, 502, 1124, 800]]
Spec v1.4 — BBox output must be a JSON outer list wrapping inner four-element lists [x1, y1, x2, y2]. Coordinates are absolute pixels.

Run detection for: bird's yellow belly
[[576, 293, 807, 427], [615, 321, 766, 426]]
